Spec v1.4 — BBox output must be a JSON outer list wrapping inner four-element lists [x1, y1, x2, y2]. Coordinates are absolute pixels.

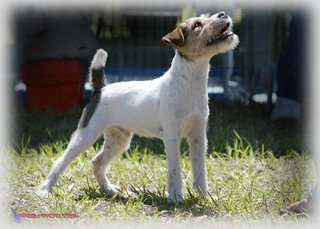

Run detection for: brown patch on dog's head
[[162, 27, 185, 47], [162, 12, 239, 60]]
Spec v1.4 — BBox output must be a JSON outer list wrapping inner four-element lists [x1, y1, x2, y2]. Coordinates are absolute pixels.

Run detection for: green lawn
[[8, 101, 315, 224]]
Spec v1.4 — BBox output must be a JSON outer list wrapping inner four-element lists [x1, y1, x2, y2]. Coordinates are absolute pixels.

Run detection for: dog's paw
[[37, 184, 52, 196], [102, 184, 120, 195], [168, 194, 183, 203]]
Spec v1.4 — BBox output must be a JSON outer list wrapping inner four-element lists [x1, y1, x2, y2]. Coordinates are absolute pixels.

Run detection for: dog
[[38, 11, 239, 202]]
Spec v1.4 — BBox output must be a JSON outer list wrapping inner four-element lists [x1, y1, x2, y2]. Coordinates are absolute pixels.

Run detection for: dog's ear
[[162, 27, 185, 47]]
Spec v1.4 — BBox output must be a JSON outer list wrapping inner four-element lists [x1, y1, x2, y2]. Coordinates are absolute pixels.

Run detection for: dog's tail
[[89, 49, 108, 93]]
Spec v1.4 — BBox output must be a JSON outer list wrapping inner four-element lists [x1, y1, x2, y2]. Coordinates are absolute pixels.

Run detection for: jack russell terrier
[[38, 11, 239, 202]]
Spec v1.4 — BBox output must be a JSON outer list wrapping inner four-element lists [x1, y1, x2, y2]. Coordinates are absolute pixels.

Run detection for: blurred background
[[10, 3, 309, 155]]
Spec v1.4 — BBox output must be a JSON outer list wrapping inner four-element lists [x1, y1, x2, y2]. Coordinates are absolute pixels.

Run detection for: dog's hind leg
[[38, 126, 101, 195], [92, 127, 132, 194]]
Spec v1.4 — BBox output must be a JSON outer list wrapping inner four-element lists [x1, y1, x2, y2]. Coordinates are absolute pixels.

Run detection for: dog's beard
[[216, 33, 239, 53]]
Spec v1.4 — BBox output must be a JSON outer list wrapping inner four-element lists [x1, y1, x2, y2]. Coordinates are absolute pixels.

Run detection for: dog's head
[[162, 12, 239, 60]]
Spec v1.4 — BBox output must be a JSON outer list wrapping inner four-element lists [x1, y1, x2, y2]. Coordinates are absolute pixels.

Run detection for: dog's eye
[[192, 22, 202, 30]]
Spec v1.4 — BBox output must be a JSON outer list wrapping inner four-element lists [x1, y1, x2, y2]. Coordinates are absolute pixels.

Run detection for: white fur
[[91, 49, 108, 69], [38, 12, 239, 202]]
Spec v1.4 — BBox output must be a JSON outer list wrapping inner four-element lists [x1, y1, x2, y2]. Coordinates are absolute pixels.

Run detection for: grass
[[7, 101, 315, 224]]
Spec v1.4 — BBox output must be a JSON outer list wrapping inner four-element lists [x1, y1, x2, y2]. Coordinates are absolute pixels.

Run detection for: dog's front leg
[[188, 124, 208, 197], [164, 136, 182, 202]]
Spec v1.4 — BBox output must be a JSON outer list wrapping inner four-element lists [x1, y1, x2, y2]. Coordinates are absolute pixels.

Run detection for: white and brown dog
[[38, 12, 239, 202]]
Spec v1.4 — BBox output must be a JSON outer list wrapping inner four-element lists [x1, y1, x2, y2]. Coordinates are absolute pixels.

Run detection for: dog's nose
[[217, 11, 227, 18]]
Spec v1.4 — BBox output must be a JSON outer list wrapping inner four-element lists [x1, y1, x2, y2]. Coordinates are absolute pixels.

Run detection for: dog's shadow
[[76, 185, 217, 217]]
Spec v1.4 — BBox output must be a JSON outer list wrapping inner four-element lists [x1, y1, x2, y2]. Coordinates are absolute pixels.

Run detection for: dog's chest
[[183, 72, 209, 113]]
